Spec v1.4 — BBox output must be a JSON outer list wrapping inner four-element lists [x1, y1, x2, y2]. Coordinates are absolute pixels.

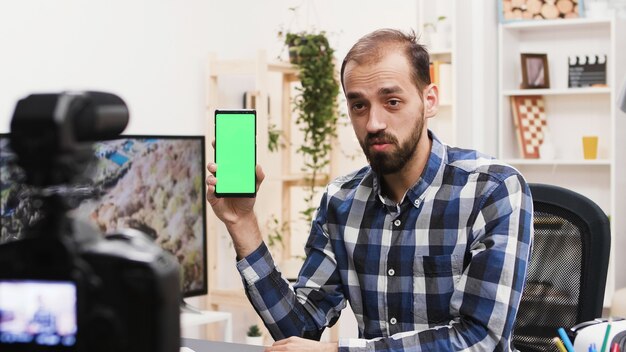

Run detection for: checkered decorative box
[[510, 95, 547, 158]]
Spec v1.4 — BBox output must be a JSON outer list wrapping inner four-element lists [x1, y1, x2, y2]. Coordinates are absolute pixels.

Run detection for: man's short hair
[[340, 29, 431, 94]]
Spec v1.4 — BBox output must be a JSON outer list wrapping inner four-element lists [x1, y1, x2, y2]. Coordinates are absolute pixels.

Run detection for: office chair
[[512, 183, 611, 352]]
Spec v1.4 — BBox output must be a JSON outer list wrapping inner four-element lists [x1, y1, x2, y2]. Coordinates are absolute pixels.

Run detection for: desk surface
[[182, 338, 264, 352], [181, 310, 231, 326]]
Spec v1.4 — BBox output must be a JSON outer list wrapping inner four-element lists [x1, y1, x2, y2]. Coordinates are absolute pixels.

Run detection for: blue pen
[[590, 343, 598, 352], [558, 327, 575, 352]]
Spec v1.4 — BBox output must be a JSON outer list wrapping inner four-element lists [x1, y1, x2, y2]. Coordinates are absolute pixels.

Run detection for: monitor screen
[[0, 134, 207, 298]]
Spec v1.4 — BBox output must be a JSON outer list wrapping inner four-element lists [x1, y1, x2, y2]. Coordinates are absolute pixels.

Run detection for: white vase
[[428, 32, 448, 51], [245, 336, 264, 346]]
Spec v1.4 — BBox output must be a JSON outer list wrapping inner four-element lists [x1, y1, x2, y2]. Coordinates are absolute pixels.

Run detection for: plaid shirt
[[237, 132, 533, 351]]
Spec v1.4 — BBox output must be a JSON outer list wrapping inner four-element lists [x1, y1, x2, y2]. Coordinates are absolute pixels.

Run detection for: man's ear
[[423, 83, 438, 118]]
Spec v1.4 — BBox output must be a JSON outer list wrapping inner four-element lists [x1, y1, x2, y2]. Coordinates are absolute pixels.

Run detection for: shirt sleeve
[[337, 174, 534, 351], [236, 191, 347, 341]]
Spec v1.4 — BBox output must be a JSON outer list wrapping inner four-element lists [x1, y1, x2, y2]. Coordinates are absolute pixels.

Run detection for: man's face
[[343, 49, 432, 175]]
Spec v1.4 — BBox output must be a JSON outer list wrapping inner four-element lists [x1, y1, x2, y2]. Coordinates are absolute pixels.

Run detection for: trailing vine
[[284, 31, 340, 223]]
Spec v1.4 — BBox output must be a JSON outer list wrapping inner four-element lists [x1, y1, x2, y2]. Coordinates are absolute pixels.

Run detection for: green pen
[[600, 317, 612, 352]]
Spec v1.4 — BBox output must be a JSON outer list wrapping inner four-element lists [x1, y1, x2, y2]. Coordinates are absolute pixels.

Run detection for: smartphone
[[214, 109, 256, 197]]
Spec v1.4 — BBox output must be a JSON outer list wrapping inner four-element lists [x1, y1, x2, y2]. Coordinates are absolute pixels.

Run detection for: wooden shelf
[[502, 17, 611, 30], [504, 159, 612, 166], [278, 173, 329, 187], [502, 87, 611, 96], [207, 59, 298, 81], [268, 61, 298, 75], [429, 49, 453, 56]]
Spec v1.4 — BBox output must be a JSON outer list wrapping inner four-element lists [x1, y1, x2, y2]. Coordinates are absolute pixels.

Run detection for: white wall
[[0, 1, 215, 134], [0, 0, 418, 135]]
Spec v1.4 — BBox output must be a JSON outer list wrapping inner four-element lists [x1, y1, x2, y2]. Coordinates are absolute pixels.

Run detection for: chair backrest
[[513, 183, 611, 352]]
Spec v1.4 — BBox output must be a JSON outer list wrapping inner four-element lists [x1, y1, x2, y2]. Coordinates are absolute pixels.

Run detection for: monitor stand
[[180, 298, 203, 314]]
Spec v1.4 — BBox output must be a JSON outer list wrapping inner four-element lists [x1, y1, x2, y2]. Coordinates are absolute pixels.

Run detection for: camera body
[[0, 92, 181, 351], [0, 221, 181, 352]]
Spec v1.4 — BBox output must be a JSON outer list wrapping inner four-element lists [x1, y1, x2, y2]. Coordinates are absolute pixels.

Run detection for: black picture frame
[[521, 53, 550, 89]]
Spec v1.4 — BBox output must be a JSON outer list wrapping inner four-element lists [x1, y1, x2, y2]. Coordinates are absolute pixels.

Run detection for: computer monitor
[[0, 134, 208, 298]]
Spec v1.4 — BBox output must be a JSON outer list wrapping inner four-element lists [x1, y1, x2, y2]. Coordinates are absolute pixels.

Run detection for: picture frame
[[498, 0, 585, 23], [521, 53, 550, 89]]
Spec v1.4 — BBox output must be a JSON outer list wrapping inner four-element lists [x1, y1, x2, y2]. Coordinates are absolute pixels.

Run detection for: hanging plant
[[283, 31, 340, 222]]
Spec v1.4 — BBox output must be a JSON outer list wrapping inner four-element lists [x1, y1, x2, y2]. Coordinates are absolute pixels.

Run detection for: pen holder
[[572, 319, 626, 352]]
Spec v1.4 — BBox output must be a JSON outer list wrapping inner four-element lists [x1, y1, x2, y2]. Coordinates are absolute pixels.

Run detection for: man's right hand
[[205, 162, 265, 258]]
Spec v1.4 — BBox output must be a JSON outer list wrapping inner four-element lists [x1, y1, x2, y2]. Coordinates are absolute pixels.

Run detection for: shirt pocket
[[412, 254, 462, 324]]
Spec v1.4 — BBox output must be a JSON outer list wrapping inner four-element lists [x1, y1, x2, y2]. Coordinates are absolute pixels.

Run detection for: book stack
[[430, 60, 452, 104]]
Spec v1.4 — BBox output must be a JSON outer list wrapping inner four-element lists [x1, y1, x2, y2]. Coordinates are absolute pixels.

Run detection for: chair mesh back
[[513, 203, 586, 352]]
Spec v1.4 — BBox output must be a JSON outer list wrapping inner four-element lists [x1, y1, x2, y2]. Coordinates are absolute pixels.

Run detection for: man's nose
[[366, 105, 387, 133]]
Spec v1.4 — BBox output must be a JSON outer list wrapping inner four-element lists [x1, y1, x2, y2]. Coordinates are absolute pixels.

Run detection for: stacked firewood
[[502, 0, 580, 20]]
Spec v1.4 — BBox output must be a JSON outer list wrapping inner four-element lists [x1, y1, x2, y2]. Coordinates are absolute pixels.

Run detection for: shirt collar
[[370, 130, 447, 209]]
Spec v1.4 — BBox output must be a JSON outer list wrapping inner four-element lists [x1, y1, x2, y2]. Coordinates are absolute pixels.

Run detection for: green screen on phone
[[215, 110, 256, 197]]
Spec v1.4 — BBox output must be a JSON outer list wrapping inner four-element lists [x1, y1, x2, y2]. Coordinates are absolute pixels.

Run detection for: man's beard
[[360, 113, 424, 175]]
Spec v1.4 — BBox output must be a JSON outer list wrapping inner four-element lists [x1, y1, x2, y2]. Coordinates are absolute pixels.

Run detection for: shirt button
[[390, 317, 397, 325], [393, 219, 401, 227], [414, 199, 421, 207], [388, 268, 395, 276]]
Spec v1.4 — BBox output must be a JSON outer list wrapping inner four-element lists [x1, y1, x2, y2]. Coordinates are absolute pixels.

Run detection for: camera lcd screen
[[214, 109, 256, 197], [0, 280, 76, 348]]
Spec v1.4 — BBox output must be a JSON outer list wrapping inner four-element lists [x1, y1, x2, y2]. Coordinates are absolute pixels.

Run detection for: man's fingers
[[256, 164, 265, 192], [205, 163, 218, 204], [207, 162, 217, 175]]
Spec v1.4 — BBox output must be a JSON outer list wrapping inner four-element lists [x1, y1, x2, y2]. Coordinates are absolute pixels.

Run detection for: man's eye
[[352, 103, 365, 111], [388, 99, 401, 107]]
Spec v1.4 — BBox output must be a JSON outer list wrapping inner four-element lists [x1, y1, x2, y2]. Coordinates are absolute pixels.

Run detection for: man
[[27, 296, 57, 336], [206, 29, 533, 351]]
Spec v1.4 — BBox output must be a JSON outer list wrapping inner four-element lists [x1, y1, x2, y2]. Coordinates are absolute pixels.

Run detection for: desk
[[182, 338, 263, 352], [180, 310, 232, 342]]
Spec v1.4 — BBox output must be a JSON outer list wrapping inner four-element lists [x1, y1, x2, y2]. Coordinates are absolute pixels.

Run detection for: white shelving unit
[[204, 50, 341, 342], [497, 16, 626, 304], [416, 0, 476, 150], [417, 0, 456, 145]]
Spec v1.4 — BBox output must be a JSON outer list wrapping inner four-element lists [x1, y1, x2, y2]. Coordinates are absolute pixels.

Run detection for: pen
[[590, 343, 598, 352], [600, 317, 613, 352], [558, 327, 575, 352], [553, 337, 568, 352], [610, 343, 620, 352]]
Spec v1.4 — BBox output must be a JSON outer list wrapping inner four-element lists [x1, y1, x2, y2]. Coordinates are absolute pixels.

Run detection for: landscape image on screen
[[0, 135, 207, 296]]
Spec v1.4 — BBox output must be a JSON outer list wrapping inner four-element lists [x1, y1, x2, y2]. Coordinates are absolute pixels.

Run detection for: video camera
[[0, 92, 181, 352]]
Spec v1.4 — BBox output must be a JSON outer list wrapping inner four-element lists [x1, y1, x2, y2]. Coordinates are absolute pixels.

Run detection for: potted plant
[[423, 15, 450, 50], [245, 324, 264, 345], [280, 29, 340, 224]]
